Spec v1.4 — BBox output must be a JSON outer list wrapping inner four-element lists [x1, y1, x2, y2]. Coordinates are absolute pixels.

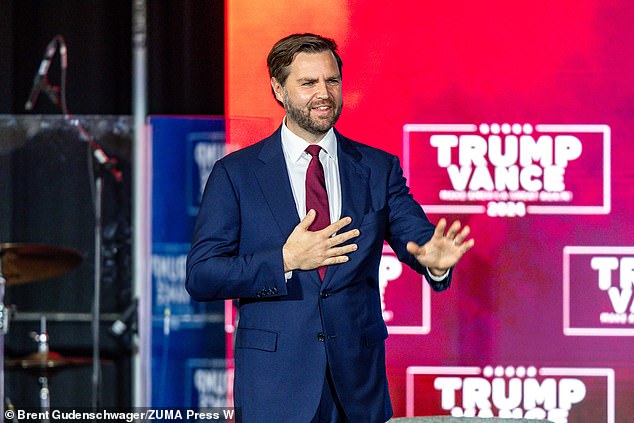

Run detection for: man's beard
[[283, 89, 342, 136]]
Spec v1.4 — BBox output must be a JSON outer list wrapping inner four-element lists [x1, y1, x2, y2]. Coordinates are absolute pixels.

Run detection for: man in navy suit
[[186, 33, 474, 422]]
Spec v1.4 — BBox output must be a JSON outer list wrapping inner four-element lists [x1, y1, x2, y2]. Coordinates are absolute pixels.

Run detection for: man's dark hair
[[267, 33, 343, 104]]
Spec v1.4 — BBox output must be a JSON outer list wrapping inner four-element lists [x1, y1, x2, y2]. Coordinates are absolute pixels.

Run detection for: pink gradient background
[[226, 1, 634, 419]]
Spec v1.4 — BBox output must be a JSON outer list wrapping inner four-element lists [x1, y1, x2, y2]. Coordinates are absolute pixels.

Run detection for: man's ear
[[271, 77, 285, 104]]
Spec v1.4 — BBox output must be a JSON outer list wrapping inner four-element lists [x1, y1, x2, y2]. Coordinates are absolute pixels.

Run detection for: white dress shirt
[[279, 119, 448, 282], [281, 121, 341, 223]]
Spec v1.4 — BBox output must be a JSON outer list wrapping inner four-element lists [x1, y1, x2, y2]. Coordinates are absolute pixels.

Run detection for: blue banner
[[149, 116, 228, 407]]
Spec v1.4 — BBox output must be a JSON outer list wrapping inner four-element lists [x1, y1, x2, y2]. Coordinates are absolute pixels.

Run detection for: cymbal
[[0, 243, 82, 286], [4, 351, 92, 372]]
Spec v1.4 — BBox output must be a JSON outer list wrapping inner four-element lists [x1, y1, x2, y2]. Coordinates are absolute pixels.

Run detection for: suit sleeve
[[185, 160, 288, 301], [384, 155, 452, 292]]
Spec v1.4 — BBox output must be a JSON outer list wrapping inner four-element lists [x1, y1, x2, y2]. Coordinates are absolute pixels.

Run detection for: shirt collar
[[281, 118, 338, 163]]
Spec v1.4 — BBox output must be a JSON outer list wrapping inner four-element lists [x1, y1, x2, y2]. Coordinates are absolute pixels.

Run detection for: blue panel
[[149, 116, 227, 407]]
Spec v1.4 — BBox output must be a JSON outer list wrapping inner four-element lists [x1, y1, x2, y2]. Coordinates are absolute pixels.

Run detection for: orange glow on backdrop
[[225, 0, 349, 151], [226, 1, 634, 419]]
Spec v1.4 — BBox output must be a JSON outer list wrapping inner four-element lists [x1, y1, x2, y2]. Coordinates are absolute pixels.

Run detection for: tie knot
[[306, 145, 322, 158]]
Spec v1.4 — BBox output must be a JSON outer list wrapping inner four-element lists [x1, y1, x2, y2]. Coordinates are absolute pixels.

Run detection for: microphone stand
[[24, 35, 123, 411], [91, 169, 104, 411], [66, 115, 118, 412]]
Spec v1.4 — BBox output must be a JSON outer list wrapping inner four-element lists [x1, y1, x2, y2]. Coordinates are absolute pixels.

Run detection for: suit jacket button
[[320, 291, 329, 298], [317, 333, 326, 342]]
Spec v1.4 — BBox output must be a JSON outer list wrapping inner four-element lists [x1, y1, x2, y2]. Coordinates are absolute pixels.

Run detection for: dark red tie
[[305, 145, 330, 280]]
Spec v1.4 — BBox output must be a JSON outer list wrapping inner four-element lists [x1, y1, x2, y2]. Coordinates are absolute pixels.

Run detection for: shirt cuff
[[426, 267, 450, 281], [284, 271, 293, 281]]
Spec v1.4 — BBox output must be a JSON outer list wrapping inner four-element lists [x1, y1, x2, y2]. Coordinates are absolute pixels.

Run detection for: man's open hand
[[283, 210, 360, 272], [406, 218, 475, 276]]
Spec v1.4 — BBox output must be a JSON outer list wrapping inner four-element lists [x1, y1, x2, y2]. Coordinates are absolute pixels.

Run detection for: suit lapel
[[253, 130, 300, 239], [337, 134, 370, 224], [323, 132, 370, 286], [253, 128, 371, 287]]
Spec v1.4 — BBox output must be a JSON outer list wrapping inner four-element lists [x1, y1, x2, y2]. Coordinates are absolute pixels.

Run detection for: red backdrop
[[225, 1, 634, 421]]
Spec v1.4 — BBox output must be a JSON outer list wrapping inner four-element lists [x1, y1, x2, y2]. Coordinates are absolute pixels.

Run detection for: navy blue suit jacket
[[186, 127, 451, 422]]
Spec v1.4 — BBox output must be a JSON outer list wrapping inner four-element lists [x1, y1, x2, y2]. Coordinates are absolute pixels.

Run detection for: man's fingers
[[445, 220, 461, 239], [322, 216, 353, 236], [454, 225, 471, 245], [328, 243, 358, 257], [323, 255, 351, 266], [328, 228, 360, 247], [433, 218, 447, 238], [299, 209, 317, 230], [320, 243, 358, 266], [407, 241, 424, 256], [461, 238, 475, 253]]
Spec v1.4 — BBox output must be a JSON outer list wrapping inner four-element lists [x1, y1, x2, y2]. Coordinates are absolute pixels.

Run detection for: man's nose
[[315, 80, 329, 98]]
